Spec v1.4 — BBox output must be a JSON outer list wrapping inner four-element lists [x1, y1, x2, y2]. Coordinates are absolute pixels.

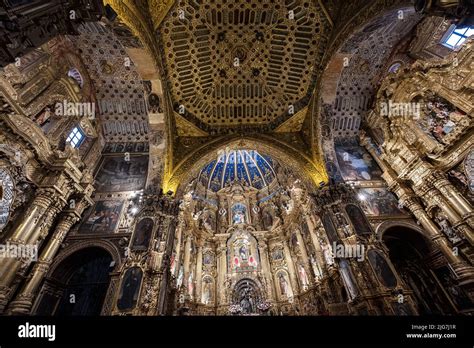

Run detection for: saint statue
[[202, 279, 212, 304], [278, 273, 290, 297], [239, 244, 248, 261], [188, 271, 194, 297], [176, 265, 184, 288], [323, 243, 334, 266], [298, 264, 310, 289]]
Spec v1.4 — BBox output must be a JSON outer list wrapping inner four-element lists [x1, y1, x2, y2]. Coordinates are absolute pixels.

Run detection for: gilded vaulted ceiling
[[103, 0, 413, 192], [158, 0, 331, 131]]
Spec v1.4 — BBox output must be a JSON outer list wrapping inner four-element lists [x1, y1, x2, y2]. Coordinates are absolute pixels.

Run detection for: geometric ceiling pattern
[[158, 0, 331, 132]]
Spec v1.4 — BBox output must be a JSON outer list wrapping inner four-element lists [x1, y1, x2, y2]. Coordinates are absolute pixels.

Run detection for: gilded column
[[216, 239, 227, 305], [434, 172, 473, 219], [306, 215, 328, 278], [173, 218, 184, 277], [183, 234, 192, 285], [257, 238, 275, 299], [294, 227, 312, 280], [195, 244, 203, 303], [9, 213, 79, 314], [428, 188, 474, 244], [9, 188, 56, 244], [0, 188, 61, 311], [282, 238, 299, 294], [400, 196, 469, 267]]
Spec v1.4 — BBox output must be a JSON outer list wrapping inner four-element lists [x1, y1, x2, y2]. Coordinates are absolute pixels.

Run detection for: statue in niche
[[202, 277, 212, 304], [239, 244, 248, 261], [187, 271, 194, 297], [289, 179, 305, 205], [218, 207, 227, 233], [170, 253, 176, 275], [201, 207, 215, 233], [435, 214, 461, 243], [262, 208, 273, 230], [338, 259, 358, 300], [240, 287, 256, 314], [310, 254, 323, 280], [323, 243, 334, 266], [298, 263, 310, 289], [278, 272, 290, 298], [176, 265, 184, 288], [251, 204, 261, 229], [117, 267, 143, 311]]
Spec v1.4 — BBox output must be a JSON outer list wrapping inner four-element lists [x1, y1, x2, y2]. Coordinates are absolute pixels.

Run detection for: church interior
[[0, 0, 473, 317]]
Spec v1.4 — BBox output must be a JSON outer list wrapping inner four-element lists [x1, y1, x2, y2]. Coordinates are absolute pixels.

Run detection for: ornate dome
[[197, 150, 277, 192]]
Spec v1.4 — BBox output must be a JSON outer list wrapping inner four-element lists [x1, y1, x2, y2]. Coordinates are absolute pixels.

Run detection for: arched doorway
[[231, 278, 264, 316], [34, 247, 114, 316], [382, 226, 468, 314]]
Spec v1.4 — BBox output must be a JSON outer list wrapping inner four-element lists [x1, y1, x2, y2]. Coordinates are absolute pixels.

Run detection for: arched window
[[442, 25, 474, 49], [67, 68, 84, 88], [66, 126, 85, 148]]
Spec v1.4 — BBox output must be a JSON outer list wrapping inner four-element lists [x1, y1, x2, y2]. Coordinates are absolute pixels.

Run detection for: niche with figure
[[117, 267, 143, 311]]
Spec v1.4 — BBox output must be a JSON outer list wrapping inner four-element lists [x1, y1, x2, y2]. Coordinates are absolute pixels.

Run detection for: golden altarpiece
[[0, 0, 472, 316]]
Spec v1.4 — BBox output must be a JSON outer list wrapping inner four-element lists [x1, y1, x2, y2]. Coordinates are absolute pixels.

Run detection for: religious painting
[[78, 200, 123, 234], [271, 246, 284, 261], [131, 218, 154, 250], [232, 203, 247, 225], [95, 155, 148, 193], [117, 267, 143, 311], [367, 249, 398, 289], [335, 143, 382, 181], [357, 188, 404, 216], [417, 94, 467, 145], [203, 251, 215, 266], [345, 204, 372, 235], [322, 213, 340, 243]]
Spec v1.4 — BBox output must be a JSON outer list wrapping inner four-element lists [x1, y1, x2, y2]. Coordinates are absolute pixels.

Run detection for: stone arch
[[48, 239, 121, 276], [33, 245, 117, 315], [375, 219, 429, 241]]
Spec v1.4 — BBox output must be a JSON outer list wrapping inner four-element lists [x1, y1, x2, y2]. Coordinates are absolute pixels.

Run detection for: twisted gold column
[[8, 213, 78, 314], [0, 189, 59, 312]]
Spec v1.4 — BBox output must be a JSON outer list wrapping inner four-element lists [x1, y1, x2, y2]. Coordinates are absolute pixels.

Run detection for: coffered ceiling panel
[[158, 0, 331, 132]]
